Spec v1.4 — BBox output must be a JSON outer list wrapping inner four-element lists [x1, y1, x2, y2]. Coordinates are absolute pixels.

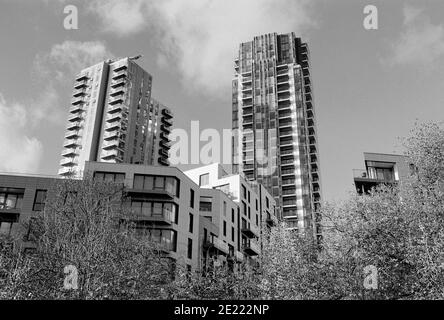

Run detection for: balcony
[[161, 116, 173, 126], [65, 131, 80, 140], [161, 108, 173, 119], [74, 81, 87, 89], [68, 113, 82, 123], [61, 149, 77, 158], [160, 124, 171, 134], [101, 149, 118, 160], [71, 97, 84, 105], [158, 148, 169, 158], [102, 140, 118, 150], [158, 157, 169, 166], [69, 104, 83, 114], [60, 157, 77, 167], [106, 113, 122, 123], [159, 139, 171, 150], [305, 92, 312, 102], [67, 122, 82, 131], [58, 166, 75, 176], [108, 105, 123, 114], [109, 96, 124, 105], [75, 73, 88, 81], [111, 78, 125, 88], [241, 223, 260, 238], [243, 240, 260, 256], [103, 131, 119, 141], [63, 139, 79, 149], [109, 87, 125, 97], [112, 70, 127, 80], [114, 64, 127, 73], [73, 89, 86, 97], [105, 122, 120, 132]]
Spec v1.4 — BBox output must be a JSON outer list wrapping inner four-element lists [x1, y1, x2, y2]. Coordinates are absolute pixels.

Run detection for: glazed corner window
[[133, 175, 179, 197], [94, 171, 125, 183], [33, 190, 47, 211], [199, 173, 209, 186], [0, 188, 25, 210]]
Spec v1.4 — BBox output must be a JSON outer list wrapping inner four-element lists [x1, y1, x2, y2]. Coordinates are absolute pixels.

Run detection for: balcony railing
[[241, 223, 260, 238], [128, 209, 175, 225], [243, 240, 260, 256]]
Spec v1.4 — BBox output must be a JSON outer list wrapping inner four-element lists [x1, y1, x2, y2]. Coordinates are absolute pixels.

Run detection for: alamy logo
[[63, 265, 78, 290]]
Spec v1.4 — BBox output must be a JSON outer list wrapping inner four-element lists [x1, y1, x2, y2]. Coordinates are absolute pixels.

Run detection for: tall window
[[0, 221, 13, 236], [189, 213, 194, 233], [190, 189, 195, 208], [199, 173, 209, 186], [223, 221, 227, 237], [231, 227, 235, 242], [223, 201, 227, 217], [241, 185, 247, 199], [231, 208, 235, 223], [33, 190, 47, 212], [0, 188, 24, 210], [187, 238, 193, 259]]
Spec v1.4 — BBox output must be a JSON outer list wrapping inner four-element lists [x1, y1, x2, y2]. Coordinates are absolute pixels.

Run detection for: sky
[[1, 0, 444, 202]]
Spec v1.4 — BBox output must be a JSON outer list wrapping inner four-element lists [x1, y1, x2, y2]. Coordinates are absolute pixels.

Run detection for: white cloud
[[389, 5, 444, 66], [0, 94, 43, 173], [31, 40, 114, 124], [90, 0, 315, 98]]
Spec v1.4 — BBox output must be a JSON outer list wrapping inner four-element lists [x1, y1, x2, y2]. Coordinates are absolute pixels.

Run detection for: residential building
[[84, 161, 201, 271], [353, 152, 412, 194], [184, 163, 278, 263], [0, 173, 57, 249], [231, 32, 321, 239], [58, 57, 172, 177]]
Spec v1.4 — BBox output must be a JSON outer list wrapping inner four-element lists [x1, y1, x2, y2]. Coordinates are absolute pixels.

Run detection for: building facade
[[185, 163, 279, 263], [58, 57, 172, 177], [231, 33, 321, 238], [353, 152, 412, 194]]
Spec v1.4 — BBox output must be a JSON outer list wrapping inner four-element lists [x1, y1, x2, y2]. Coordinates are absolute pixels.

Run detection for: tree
[[1, 177, 172, 299]]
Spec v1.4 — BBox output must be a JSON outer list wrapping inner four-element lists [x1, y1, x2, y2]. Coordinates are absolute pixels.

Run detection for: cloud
[[389, 5, 444, 66], [0, 94, 43, 173], [31, 40, 114, 124], [89, 0, 316, 98]]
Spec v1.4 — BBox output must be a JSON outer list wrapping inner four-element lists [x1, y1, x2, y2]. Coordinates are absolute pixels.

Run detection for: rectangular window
[[256, 214, 259, 226], [242, 201, 247, 216], [223, 201, 227, 216], [248, 191, 251, 203], [256, 199, 258, 211], [199, 196, 212, 212], [231, 227, 235, 242], [0, 221, 13, 236], [133, 175, 179, 196], [199, 173, 209, 186], [33, 190, 47, 212], [0, 188, 25, 210], [187, 238, 193, 259], [189, 213, 194, 233], [266, 197, 270, 209], [94, 171, 125, 183], [231, 208, 235, 223], [248, 207, 251, 219], [223, 221, 227, 237], [190, 189, 195, 208], [242, 185, 247, 199]]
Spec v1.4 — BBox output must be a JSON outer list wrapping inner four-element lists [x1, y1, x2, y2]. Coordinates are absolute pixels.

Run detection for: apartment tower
[[58, 57, 172, 177], [232, 33, 321, 238]]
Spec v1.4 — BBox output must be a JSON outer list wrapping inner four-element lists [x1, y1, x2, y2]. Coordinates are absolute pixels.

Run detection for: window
[[0, 222, 13, 236], [248, 207, 251, 219], [248, 191, 251, 203], [133, 175, 179, 196], [266, 197, 270, 209], [256, 199, 258, 210], [231, 227, 235, 242], [142, 229, 177, 252], [199, 173, 209, 186], [199, 197, 212, 212], [130, 201, 178, 223], [223, 201, 227, 216], [241, 185, 247, 199], [94, 171, 125, 183], [242, 201, 247, 216], [33, 190, 47, 212], [231, 208, 235, 223], [223, 221, 227, 237], [189, 213, 194, 233], [256, 214, 259, 226], [0, 188, 24, 210], [190, 189, 195, 208], [187, 238, 193, 259]]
